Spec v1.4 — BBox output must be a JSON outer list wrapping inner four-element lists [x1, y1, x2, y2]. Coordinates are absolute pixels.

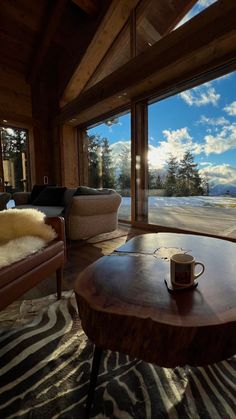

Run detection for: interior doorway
[[0, 126, 30, 193]]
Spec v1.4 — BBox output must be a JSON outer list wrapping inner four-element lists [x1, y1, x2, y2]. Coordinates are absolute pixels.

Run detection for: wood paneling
[[78, 129, 89, 186], [29, 0, 68, 84], [0, 67, 32, 120], [56, 0, 236, 126], [0, 0, 47, 76], [60, 124, 79, 187], [1, 0, 46, 32]]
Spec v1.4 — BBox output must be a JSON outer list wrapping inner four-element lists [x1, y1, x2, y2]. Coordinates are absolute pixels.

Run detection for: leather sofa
[[12, 188, 122, 240], [0, 217, 65, 311]]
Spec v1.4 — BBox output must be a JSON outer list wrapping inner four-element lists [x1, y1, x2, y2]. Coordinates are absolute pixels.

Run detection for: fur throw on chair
[[0, 236, 46, 269], [0, 208, 57, 243], [0, 209, 57, 268]]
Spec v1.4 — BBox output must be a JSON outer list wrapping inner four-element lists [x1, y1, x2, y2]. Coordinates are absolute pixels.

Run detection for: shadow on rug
[[0, 292, 235, 419]]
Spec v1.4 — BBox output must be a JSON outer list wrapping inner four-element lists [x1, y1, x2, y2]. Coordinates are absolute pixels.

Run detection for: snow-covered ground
[[121, 196, 236, 208], [7, 196, 236, 211]]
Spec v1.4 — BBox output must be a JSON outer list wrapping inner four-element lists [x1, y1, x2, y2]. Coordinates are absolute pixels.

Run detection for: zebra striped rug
[[0, 292, 235, 418]]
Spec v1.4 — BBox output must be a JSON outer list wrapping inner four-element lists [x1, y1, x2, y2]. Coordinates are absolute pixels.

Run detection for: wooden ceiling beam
[[55, 0, 236, 125], [29, 0, 68, 84], [84, 0, 197, 91], [138, 17, 161, 44], [61, 0, 140, 105], [71, 0, 98, 15]]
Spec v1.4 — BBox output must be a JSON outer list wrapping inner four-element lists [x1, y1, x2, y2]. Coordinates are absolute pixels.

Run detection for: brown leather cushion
[[0, 240, 64, 288]]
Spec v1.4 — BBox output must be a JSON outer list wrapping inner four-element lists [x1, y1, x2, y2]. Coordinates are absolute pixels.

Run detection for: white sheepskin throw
[[0, 208, 57, 242], [0, 236, 47, 268]]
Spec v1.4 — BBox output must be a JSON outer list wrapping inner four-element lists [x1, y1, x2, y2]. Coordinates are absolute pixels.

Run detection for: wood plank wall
[[60, 124, 79, 187], [0, 67, 32, 121]]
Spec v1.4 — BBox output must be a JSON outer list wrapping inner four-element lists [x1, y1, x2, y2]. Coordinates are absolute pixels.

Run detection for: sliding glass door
[[147, 70, 236, 238], [85, 111, 131, 221], [0, 126, 30, 193]]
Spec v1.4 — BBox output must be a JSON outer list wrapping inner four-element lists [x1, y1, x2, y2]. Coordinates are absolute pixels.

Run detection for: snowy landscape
[[121, 195, 236, 208]]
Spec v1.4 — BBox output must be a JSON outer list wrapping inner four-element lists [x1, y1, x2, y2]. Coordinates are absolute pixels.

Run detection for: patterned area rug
[[0, 292, 235, 419]]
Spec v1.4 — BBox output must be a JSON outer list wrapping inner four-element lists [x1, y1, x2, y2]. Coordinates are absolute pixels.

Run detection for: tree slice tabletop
[[75, 233, 236, 367]]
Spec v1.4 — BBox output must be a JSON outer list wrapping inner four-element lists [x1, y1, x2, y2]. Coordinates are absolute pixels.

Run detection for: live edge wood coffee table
[[75, 233, 236, 417]]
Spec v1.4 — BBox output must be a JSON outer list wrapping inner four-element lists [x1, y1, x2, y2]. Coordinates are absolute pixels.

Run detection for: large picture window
[[147, 70, 236, 238], [86, 111, 131, 221]]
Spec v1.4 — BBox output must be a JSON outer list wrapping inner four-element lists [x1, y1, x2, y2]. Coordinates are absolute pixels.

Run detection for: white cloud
[[199, 164, 236, 186], [179, 86, 220, 107], [148, 127, 201, 169], [224, 101, 236, 116], [199, 161, 212, 166], [202, 124, 236, 155], [198, 115, 230, 126], [198, 0, 216, 8]]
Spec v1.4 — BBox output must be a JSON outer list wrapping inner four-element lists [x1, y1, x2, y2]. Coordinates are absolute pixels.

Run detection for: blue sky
[[88, 1, 236, 188], [88, 70, 236, 188]]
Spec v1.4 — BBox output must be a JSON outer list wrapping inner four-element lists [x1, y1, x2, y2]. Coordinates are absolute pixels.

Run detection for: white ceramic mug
[[170, 253, 205, 288]]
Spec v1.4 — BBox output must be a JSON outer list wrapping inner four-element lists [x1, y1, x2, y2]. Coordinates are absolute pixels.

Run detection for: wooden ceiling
[[61, 0, 197, 105], [0, 0, 110, 87], [83, 0, 197, 94], [0, 0, 196, 91], [2, 0, 235, 129], [57, 0, 236, 127]]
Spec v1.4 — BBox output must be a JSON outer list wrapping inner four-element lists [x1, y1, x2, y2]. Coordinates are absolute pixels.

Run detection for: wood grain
[[75, 233, 236, 367], [61, 0, 140, 105], [57, 0, 236, 125]]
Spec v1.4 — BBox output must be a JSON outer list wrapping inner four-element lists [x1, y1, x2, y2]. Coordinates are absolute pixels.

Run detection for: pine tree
[[118, 144, 131, 194], [165, 155, 178, 196], [1, 127, 26, 158], [177, 151, 203, 196], [156, 174, 164, 189], [87, 134, 101, 187], [87, 134, 115, 189], [101, 138, 115, 188]]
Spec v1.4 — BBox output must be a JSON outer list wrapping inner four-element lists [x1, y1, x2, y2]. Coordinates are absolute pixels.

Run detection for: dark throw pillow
[[30, 184, 56, 203], [74, 186, 111, 196], [30, 185, 47, 203], [32, 186, 67, 206]]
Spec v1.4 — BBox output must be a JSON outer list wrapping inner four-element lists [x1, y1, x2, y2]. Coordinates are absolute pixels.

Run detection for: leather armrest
[[45, 217, 66, 260], [13, 192, 31, 205]]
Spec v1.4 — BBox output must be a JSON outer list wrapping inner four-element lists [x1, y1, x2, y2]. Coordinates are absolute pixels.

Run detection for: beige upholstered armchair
[[66, 190, 122, 240], [13, 188, 122, 240]]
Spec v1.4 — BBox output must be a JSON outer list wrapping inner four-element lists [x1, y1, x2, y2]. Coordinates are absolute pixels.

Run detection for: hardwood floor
[[21, 223, 148, 300]]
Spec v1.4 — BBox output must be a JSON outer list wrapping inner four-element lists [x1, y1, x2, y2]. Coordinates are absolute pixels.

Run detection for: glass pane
[[148, 70, 236, 238], [86, 112, 131, 221], [0, 127, 28, 193]]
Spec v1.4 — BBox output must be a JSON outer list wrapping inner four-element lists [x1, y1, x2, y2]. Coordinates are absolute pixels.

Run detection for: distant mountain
[[209, 184, 236, 196]]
